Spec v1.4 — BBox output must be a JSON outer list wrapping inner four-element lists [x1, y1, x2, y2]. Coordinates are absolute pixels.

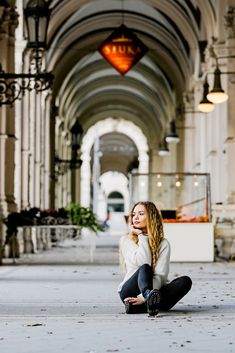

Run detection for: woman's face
[[132, 204, 147, 230]]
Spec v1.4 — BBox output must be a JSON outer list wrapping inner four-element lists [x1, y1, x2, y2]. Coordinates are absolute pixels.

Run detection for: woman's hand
[[124, 296, 145, 305], [129, 224, 143, 236]]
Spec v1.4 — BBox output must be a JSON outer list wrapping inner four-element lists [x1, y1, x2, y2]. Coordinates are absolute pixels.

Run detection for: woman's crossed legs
[[119, 264, 192, 313]]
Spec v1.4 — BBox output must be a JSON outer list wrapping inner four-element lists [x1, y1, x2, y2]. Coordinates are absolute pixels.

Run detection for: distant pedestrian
[[103, 210, 111, 230], [118, 201, 192, 316]]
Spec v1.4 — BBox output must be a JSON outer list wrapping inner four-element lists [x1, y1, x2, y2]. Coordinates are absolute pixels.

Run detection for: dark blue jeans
[[119, 264, 192, 312]]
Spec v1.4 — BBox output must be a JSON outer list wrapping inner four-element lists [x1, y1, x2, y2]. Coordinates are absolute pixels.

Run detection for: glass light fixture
[[70, 121, 83, 150], [55, 122, 83, 173], [198, 77, 215, 113], [207, 65, 228, 104], [0, 0, 53, 106], [24, 0, 51, 49], [165, 120, 180, 144], [158, 138, 170, 156]]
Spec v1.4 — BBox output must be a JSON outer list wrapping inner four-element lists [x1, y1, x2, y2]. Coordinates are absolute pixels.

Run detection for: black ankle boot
[[145, 289, 161, 316], [124, 301, 147, 314], [124, 300, 132, 314]]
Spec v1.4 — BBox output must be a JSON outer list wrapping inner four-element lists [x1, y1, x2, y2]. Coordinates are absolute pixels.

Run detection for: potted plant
[[65, 203, 103, 236], [40, 208, 68, 225], [3, 210, 37, 259]]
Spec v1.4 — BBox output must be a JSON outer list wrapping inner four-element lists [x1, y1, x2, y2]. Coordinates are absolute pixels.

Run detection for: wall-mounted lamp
[[198, 55, 235, 112], [158, 137, 170, 157], [0, 0, 54, 106], [55, 122, 83, 176], [70, 121, 83, 151], [24, 0, 51, 50], [198, 77, 215, 113], [54, 156, 83, 177], [165, 120, 180, 144], [206, 64, 228, 104]]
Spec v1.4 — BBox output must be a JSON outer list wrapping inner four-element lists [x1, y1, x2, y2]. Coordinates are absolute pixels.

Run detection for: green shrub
[[65, 203, 103, 234]]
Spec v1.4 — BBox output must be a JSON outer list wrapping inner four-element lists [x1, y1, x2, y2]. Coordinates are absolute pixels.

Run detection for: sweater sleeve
[[120, 234, 151, 268], [153, 239, 171, 289]]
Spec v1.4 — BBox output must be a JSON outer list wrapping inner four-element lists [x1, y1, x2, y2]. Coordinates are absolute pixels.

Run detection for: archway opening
[[80, 117, 149, 208], [107, 191, 124, 212], [98, 171, 129, 234]]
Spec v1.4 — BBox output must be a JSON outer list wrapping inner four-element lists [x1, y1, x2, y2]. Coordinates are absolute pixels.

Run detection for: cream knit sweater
[[118, 234, 171, 293]]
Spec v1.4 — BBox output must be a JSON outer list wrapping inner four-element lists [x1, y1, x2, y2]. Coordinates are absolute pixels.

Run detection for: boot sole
[[124, 301, 132, 314], [147, 290, 161, 316]]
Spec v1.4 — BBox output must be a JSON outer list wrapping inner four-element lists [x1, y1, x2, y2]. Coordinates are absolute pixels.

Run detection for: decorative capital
[[8, 7, 19, 36], [225, 6, 235, 39], [0, 5, 18, 36], [183, 91, 195, 111]]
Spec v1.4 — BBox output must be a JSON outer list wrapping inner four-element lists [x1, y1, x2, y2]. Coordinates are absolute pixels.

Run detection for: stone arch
[[80, 117, 149, 206]]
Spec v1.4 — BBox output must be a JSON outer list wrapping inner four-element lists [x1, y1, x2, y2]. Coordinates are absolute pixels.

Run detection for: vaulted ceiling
[[46, 0, 216, 171]]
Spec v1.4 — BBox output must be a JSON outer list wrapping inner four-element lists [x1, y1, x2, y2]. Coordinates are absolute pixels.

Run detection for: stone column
[[28, 91, 36, 207], [20, 89, 31, 209], [148, 147, 161, 204], [49, 104, 57, 209], [43, 93, 53, 209], [62, 139, 70, 206], [224, 7, 235, 203], [183, 112, 195, 172], [149, 147, 160, 173], [0, 5, 18, 262], [0, 6, 18, 215], [225, 52, 235, 202], [80, 154, 91, 207], [35, 93, 42, 207], [73, 167, 81, 203]]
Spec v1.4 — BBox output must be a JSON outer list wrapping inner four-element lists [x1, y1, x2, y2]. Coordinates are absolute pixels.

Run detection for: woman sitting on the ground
[[118, 201, 192, 316]]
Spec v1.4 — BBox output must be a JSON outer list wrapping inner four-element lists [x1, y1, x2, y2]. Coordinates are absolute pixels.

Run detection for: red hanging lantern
[[98, 24, 148, 75]]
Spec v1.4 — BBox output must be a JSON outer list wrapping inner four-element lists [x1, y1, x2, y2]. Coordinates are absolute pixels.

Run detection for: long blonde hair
[[129, 201, 164, 269]]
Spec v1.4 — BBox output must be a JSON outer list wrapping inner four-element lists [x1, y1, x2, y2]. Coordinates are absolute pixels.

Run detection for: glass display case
[[130, 172, 211, 222], [129, 173, 214, 261]]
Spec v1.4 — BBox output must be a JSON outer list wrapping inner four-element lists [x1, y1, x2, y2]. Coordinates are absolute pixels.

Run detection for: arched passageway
[[45, 0, 233, 210], [1, 0, 235, 263], [79, 117, 148, 209]]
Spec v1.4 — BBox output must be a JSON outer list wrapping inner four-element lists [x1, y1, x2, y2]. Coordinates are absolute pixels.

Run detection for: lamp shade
[[198, 78, 215, 113], [158, 138, 170, 156], [207, 66, 228, 104], [24, 0, 51, 48], [165, 120, 180, 144], [70, 121, 83, 149]]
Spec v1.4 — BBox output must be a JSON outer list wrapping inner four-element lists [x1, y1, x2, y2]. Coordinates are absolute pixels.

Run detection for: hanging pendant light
[[158, 138, 170, 156], [198, 77, 215, 113], [207, 65, 228, 104], [165, 120, 180, 144]]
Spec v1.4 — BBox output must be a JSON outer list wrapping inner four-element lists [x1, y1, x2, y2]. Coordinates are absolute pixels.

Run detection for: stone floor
[[0, 233, 234, 353]]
